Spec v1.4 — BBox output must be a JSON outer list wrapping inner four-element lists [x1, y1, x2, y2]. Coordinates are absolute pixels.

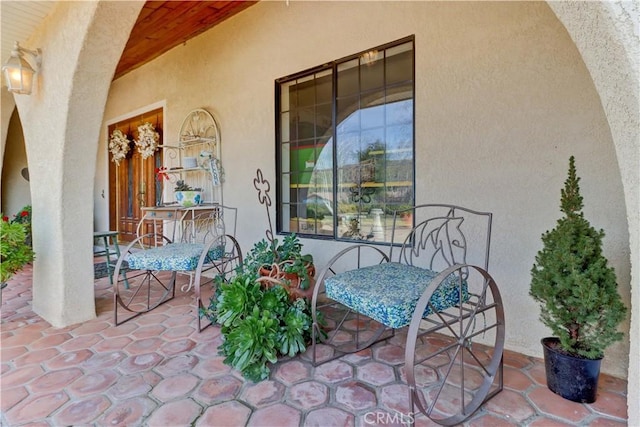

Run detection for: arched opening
[[1, 108, 31, 217]]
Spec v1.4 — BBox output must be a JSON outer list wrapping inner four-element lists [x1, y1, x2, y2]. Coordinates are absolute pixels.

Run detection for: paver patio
[[1, 265, 628, 426]]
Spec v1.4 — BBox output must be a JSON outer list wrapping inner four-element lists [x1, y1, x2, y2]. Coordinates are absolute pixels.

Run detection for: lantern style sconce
[[2, 41, 42, 95]]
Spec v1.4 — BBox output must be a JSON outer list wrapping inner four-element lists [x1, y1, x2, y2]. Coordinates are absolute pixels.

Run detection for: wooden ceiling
[[115, 1, 258, 80]]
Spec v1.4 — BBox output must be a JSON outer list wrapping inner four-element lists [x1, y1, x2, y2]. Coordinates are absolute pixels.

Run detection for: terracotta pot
[[258, 263, 316, 301], [287, 277, 316, 301]]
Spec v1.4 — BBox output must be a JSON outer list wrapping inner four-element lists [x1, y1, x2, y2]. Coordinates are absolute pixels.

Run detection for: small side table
[[93, 231, 122, 285]]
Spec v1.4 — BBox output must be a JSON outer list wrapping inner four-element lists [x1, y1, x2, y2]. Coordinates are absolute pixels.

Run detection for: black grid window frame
[[275, 35, 415, 242]]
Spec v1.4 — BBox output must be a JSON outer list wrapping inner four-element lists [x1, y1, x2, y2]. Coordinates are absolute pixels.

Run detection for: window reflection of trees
[[310, 97, 414, 241]]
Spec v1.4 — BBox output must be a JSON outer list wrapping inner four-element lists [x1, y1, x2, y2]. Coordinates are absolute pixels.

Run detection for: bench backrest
[[180, 205, 238, 245], [389, 204, 492, 274]]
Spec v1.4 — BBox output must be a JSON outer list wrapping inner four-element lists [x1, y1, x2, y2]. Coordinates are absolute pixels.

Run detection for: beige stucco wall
[[1, 109, 31, 215], [1, 90, 16, 181], [101, 1, 631, 378], [549, 2, 639, 421]]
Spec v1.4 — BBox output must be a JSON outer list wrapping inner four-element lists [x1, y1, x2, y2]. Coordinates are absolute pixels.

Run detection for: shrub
[[1, 219, 35, 283]]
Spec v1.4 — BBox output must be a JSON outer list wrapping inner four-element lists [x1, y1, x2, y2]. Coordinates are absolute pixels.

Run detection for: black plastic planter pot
[[541, 337, 602, 403]]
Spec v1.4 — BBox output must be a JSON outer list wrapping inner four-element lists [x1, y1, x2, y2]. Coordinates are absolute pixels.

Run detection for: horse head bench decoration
[[310, 204, 505, 426]]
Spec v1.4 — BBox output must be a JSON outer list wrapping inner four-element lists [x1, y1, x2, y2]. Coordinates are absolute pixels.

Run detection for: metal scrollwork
[[253, 169, 274, 242]]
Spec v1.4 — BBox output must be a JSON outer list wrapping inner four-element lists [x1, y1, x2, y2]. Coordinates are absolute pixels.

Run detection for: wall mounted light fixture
[[2, 41, 42, 95]]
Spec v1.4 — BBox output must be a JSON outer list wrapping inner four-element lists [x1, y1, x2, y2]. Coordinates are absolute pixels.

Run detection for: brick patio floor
[[1, 265, 628, 426]]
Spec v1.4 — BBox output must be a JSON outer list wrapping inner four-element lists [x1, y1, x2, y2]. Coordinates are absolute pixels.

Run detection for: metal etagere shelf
[[138, 108, 224, 245], [160, 109, 223, 206]]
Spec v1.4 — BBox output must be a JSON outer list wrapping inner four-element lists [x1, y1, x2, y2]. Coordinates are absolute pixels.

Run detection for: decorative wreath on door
[[135, 122, 160, 159], [108, 129, 131, 165]]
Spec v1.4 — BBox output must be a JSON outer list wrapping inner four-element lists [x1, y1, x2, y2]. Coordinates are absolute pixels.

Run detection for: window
[[276, 37, 414, 243]]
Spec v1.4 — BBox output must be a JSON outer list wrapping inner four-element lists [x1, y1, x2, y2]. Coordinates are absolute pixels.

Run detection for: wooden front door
[[108, 108, 163, 243]]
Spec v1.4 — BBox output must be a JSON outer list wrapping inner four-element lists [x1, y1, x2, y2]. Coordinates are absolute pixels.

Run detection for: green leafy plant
[[530, 156, 626, 359], [219, 305, 280, 382], [280, 257, 314, 290], [244, 234, 314, 291], [1, 219, 35, 283], [209, 272, 313, 382], [279, 298, 312, 357], [215, 274, 263, 327], [276, 233, 306, 263], [243, 239, 276, 270], [202, 234, 319, 382]]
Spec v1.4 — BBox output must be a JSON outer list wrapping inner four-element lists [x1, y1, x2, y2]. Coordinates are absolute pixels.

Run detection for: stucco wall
[[101, 1, 631, 377], [549, 2, 639, 422], [1, 109, 31, 216], [1, 90, 16, 180]]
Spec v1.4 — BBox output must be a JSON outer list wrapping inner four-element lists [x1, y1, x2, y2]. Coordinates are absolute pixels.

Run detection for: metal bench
[[112, 205, 242, 331], [310, 204, 504, 425]]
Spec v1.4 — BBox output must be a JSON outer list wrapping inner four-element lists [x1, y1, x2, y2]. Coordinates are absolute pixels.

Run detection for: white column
[[12, 0, 144, 327]]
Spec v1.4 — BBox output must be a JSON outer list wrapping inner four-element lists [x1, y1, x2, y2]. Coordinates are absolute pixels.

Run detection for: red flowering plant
[[11, 205, 31, 224]]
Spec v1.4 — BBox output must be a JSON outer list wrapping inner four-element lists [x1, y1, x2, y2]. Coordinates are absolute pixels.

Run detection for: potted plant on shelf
[[174, 180, 202, 207], [1, 218, 35, 297], [529, 156, 626, 403]]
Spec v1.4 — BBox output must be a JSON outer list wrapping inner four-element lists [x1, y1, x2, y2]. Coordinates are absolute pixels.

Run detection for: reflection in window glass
[[277, 37, 414, 243]]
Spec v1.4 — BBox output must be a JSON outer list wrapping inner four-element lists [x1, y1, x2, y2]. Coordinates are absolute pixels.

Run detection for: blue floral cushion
[[127, 243, 224, 271], [325, 262, 468, 329]]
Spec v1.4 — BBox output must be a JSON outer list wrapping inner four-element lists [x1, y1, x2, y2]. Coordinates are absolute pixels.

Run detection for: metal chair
[[112, 205, 242, 331], [310, 204, 504, 425]]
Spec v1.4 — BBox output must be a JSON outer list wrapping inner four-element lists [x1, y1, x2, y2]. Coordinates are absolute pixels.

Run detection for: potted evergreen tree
[[530, 156, 626, 403]]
